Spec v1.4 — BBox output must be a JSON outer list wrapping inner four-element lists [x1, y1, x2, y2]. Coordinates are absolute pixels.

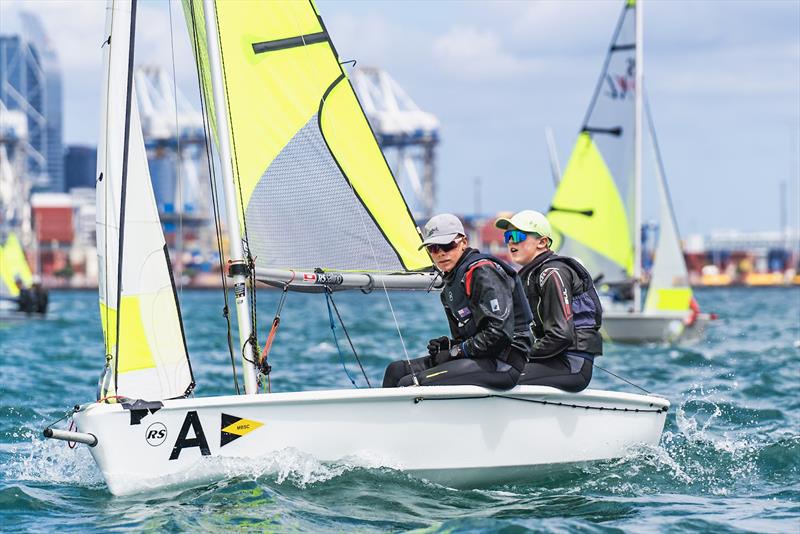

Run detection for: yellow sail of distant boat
[[549, 133, 634, 277], [0, 233, 33, 297], [183, 0, 431, 273]]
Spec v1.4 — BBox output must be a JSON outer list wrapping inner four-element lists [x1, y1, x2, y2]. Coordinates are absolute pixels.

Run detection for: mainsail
[[183, 0, 431, 275], [96, 0, 193, 401], [0, 233, 33, 297], [549, 0, 636, 284]]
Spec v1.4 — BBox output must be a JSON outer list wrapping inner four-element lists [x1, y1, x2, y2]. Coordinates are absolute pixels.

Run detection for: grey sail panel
[[245, 115, 403, 272]]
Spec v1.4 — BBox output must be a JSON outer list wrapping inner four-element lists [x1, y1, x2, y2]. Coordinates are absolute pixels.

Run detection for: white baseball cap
[[495, 210, 552, 241]]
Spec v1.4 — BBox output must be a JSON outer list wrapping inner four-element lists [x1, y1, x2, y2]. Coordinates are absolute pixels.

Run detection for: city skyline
[[0, 0, 798, 236]]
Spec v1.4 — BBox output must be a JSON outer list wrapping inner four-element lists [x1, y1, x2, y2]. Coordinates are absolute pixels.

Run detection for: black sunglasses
[[426, 238, 461, 254]]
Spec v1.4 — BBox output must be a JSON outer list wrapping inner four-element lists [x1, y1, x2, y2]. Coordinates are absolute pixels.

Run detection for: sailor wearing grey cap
[[496, 210, 603, 392], [382, 214, 534, 390]]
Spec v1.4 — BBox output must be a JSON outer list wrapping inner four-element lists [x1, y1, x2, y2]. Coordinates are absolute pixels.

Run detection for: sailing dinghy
[[44, 0, 668, 496], [547, 0, 714, 344], [0, 233, 36, 321]]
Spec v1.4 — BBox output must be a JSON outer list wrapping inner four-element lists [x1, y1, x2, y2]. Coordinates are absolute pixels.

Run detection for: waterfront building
[[64, 145, 97, 191]]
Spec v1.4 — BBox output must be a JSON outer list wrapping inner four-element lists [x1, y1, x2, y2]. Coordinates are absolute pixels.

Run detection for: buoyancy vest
[[524, 253, 603, 355], [443, 251, 534, 341]]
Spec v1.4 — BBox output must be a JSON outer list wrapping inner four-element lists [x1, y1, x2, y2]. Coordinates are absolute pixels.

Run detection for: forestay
[[96, 0, 193, 401], [182, 0, 431, 275], [549, 0, 636, 284]]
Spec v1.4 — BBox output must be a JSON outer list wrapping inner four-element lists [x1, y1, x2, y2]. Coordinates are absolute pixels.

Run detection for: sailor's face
[[429, 237, 467, 273], [508, 231, 547, 265]]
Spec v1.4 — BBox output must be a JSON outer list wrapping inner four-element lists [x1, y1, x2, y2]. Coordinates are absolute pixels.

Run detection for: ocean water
[[1, 286, 798, 533]]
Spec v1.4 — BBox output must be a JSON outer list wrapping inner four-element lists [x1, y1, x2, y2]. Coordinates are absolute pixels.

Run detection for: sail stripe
[[648, 288, 692, 312]]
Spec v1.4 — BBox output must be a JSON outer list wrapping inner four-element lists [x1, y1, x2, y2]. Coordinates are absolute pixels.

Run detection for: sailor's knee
[[382, 360, 408, 388]]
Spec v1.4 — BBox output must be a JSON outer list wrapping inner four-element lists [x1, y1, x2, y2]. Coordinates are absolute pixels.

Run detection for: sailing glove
[[427, 336, 452, 356]]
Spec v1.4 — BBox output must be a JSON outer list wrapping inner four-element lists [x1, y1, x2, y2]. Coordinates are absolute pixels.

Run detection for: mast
[[202, 0, 258, 394], [633, 0, 644, 311]]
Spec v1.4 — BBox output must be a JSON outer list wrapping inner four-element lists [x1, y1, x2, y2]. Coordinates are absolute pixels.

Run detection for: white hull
[[71, 385, 669, 496], [602, 312, 712, 344]]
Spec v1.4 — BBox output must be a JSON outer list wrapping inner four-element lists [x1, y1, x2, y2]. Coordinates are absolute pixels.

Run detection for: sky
[[1, 0, 798, 236]]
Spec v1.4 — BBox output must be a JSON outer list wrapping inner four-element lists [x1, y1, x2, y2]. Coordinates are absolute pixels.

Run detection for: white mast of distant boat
[[202, 0, 258, 394], [633, 0, 644, 311]]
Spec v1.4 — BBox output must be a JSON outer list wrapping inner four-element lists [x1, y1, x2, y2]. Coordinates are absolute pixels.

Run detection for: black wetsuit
[[383, 248, 533, 390], [32, 286, 48, 314], [517, 250, 603, 392], [16, 288, 34, 314]]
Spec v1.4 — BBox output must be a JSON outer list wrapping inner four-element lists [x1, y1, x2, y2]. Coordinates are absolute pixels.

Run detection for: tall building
[[0, 34, 47, 187], [19, 12, 63, 192], [0, 12, 63, 193], [64, 145, 97, 191]]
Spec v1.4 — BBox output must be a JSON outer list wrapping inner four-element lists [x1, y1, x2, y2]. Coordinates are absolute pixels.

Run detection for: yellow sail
[[549, 133, 634, 278], [1, 233, 33, 297], [183, 0, 430, 273]]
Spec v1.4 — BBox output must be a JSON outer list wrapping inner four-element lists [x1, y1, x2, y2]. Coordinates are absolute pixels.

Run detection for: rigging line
[[287, 6, 419, 385], [644, 89, 684, 239], [581, 2, 631, 130], [593, 363, 652, 395], [414, 393, 666, 413], [188, 0, 238, 395], [167, 0, 183, 299], [325, 288, 359, 388], [327, 290, 372, 387]]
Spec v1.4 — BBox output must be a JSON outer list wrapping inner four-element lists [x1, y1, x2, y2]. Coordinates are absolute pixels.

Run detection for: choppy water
[[1, 287, 798, 532]]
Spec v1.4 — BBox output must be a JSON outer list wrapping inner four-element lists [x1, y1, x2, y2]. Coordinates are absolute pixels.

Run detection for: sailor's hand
[[431, 350, 451, 366], [427, 336, 451, 356]]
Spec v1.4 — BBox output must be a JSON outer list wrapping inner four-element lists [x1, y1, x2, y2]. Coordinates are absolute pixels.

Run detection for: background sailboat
[[0, 233, 35, 320], [547, 0, 714, 344], [43, 0, 669, 496]]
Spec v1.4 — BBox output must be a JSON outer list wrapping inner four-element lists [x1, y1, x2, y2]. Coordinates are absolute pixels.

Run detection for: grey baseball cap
[[418, 213, 465, 249]]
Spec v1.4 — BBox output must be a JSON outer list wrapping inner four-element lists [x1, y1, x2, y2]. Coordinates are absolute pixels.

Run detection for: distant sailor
[[496, 210, 603, 392], [31, 275, 49, 315], [14, 277, 34, 314], [382, 213, 533, 389]]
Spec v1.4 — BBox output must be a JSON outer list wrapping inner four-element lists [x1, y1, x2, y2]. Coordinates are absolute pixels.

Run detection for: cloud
[[432, 26, 541, 80]]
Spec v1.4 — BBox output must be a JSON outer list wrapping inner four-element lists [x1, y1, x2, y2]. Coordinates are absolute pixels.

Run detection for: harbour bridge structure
[[0, 101, 32, 242], [350, 66, 439, 219], [134, 65, 209, 232]]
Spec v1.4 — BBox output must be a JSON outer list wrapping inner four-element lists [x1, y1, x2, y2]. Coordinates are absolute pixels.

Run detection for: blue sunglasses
[[503, 230, 529, 244]]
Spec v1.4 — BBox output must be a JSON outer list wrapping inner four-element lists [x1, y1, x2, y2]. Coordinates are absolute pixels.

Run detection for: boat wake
[[4, 428, 104, 488]]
